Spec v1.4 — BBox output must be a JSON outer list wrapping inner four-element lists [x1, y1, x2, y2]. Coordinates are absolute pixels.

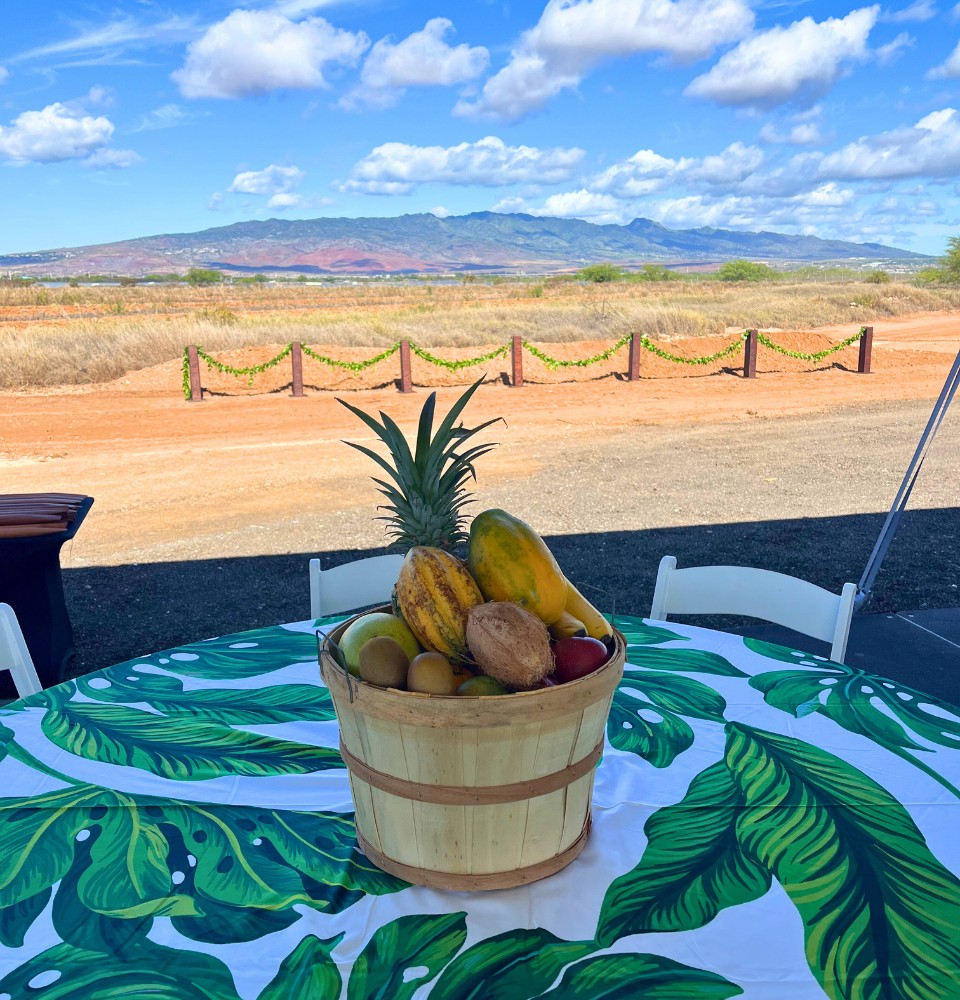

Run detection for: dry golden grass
[[3, 279, 960, 388]]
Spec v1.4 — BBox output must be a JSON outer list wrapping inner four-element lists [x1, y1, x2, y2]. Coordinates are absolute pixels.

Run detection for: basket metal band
[[356, 816, 592, 891], [339, 738, 604, 805]]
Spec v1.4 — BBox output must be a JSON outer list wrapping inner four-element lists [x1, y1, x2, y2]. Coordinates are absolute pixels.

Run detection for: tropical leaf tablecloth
[[1, 615, 959, 999]]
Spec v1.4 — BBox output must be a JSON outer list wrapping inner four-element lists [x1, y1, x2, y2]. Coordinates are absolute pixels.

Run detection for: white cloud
[[266, 192, 333, 209], [929, 40, 960, 77], [0, 67, 10, 85], [430, 205, 451, 217], [230, 164, 305, 195], [535, 189, 626, 224], [686, 6, 878, 108], [0, 101, 114, 163], [876, 31, 914, 64], [457, 0, 753, 119], [882, 0, 936, 21], [133, 104, 192, 132], [591, 142, 763, 196], [172, 10, 369, 99], [340, 136, 585, 194], [760, 122, 829, 145], [344, 19, 488, 109], [12, 15, 197, 64], [819, 107, 960, 178], [83, 147, 141, 169]]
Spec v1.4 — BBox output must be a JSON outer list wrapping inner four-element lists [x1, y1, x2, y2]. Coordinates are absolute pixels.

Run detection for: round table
[[1, 615, 958, 999]]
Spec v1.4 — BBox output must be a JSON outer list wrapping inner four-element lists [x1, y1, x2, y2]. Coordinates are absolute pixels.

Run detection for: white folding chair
[[0, 603, 43, 698], [650, 555, 857, 663], [309, 554, 404, 619]]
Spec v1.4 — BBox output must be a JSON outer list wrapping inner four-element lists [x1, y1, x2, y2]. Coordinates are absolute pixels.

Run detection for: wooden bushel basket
[[319, 608, 625, 891]]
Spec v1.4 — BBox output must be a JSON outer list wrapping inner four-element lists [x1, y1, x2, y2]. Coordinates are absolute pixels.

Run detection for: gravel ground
[[62, 397, 959, 678]]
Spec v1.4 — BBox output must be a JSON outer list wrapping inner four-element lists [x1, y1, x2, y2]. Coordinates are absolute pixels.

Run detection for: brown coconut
[[466, 601, 554, 690]]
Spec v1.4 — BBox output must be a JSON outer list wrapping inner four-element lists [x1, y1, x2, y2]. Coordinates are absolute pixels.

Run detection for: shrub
[[186, 267, 223, 286], [864, 270, 891, 284], [577, 263, 623, 283], [717, 260, 779, 282], [629, 264, 681, 282], [195, 306, 238, 325]]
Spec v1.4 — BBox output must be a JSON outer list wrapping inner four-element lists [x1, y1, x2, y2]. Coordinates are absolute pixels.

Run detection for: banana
[[563, 578, 613, 643], [549, 610, 587, 640]]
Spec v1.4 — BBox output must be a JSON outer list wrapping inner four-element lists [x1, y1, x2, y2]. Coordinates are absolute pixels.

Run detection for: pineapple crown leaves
[[336, 378, 502, 548]]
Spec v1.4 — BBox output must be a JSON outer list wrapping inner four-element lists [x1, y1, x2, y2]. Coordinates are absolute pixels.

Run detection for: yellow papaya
[[466, 509, 567, 625], [395, 546, 484, 663]]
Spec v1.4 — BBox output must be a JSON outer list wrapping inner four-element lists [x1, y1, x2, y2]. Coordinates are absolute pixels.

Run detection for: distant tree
[[864, 270, 891, 284], [939, 236, 960, 283], [186, 267, 223, 286], [118, 276, 138, 286], [717, 260, 778, 282], [630, 264, 680, 282], [577, 263, 623, 282]]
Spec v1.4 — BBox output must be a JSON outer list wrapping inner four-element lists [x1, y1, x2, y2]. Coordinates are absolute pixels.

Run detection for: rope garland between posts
[[195, 343, 292, 386], [756, 327, 866, 363], [638, 332, 748, 366], [521, 334, 633, 369], [301, 342, 400, 371], [409, 342, 510, 370]]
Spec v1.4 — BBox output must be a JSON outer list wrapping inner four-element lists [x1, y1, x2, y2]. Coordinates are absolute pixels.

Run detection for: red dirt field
[[1, 314, 958, 570]]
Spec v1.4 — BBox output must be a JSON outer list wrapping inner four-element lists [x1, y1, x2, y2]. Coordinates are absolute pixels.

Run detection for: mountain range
[[0, 212, 928, 277]]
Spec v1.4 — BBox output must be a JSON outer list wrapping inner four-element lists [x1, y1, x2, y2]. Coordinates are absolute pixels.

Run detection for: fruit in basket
[[466, 602, 554, 690], [552, 636, 610, 684], [338, 378, 501, 552], [340, 612, 420, 678], [457, 675, 508, 696], [467, 509, 567, 625], [548, 610, 587, 640], [563, 579, 613, 645], [396, 546, 484, 662], [358, 636, 410, 689], [408, 651, 465, 695]]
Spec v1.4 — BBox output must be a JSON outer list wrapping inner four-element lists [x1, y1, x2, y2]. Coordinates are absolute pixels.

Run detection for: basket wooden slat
[[320, 607, 625, 890]]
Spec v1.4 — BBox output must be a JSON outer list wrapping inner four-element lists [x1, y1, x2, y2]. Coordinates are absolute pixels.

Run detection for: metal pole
[[856, 348, 960, 608]]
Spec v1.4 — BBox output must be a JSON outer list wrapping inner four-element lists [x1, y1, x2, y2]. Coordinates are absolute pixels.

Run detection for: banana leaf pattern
[[1, 616, 957, 998]]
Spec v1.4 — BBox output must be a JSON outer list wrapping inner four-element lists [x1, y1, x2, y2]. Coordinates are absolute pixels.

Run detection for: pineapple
[[338, 378, 500, 551]]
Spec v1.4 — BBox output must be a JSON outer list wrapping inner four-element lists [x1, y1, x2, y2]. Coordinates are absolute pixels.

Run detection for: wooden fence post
[[628, 333, 641, 381], [291, 342, 304, 397], [743, 329, 758, 379], [511, 336, 523, 387], [187, 345, 202, 401], [399, 339, 413, 393], [858, 326, 873, 374]]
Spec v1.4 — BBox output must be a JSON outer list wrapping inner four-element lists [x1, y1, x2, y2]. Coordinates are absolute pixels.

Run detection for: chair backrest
[[309, 554, 404, 619], [650, 555, 857, 662], [0, 603, 43, 698]]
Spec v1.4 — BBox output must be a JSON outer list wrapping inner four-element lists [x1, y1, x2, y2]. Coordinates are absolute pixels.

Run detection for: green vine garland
[[196, 344, 292, 386], [181, 348, 192, 400], [522, 334, 632, 370], [638, 333, 747, 366], [301, 342, 400, 371], [756, 327, 866, 363], [408, 342, 510, 370]]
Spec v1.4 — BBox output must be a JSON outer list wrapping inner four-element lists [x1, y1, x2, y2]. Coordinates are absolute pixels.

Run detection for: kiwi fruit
[[358, 635, 410, 689]]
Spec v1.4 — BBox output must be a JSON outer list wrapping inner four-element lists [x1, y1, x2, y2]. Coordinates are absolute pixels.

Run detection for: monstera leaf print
[[745, 638, 960, 797], [598, 723, 960, 1000], [339, 913, 742, 1000], [347, 912, 468, 1000], [38, 687, 342, 779], [620, 621, 746, 677], [0, 939, 242, 1000], [597, 761, 771, 945], [0, 784, 404, 948], [537, 953, 743, 999], [607, 669, 728, 767], [75, 666, 336, 724], [258, 934, 344, 1000], [129, 626, 322, 679], [430, 928, 595, 1000]]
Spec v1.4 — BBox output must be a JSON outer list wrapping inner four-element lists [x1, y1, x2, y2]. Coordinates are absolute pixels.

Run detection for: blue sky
[[2, 0, 960, 255]]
